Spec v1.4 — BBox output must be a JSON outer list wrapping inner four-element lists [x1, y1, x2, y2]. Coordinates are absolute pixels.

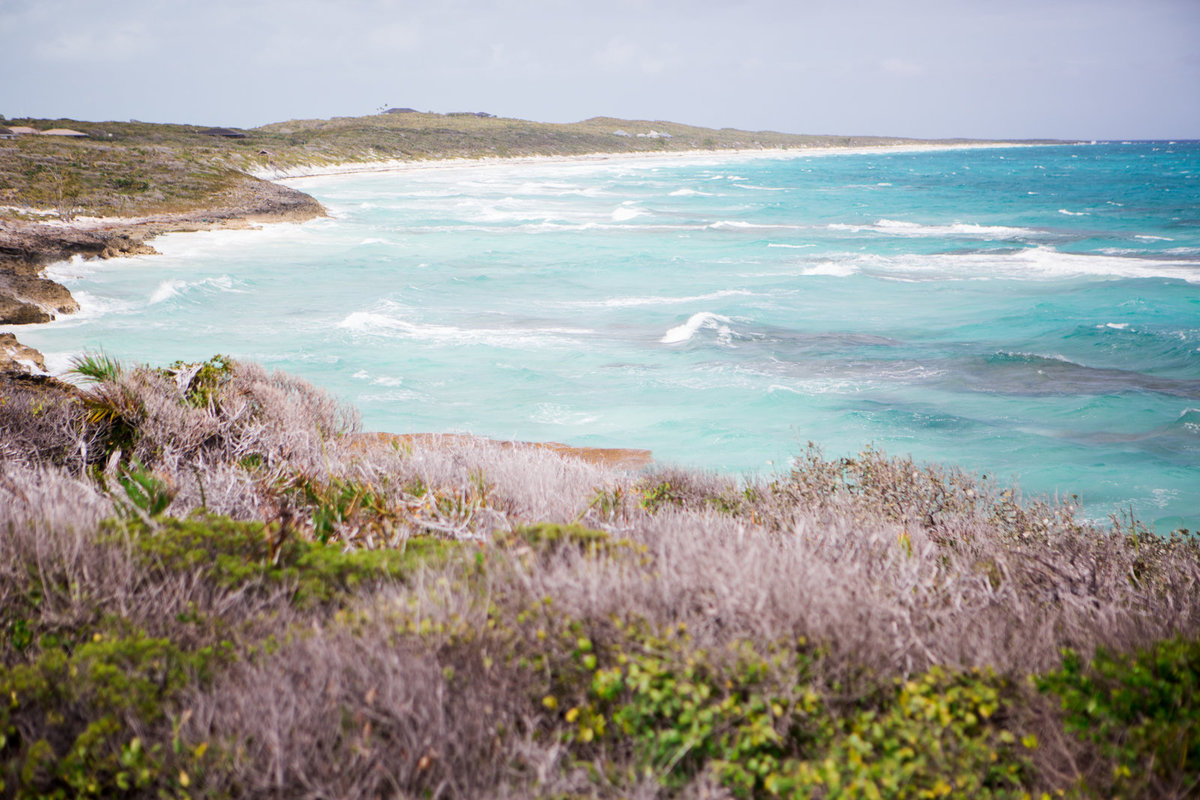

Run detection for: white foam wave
[[827, 218, 1037, 238], [801, 262, 858, 277], [1103, 322, 1130, 330], [564, 289, 755, 309], [351, 369, 406, 387], [531, 403, 599, 426], [1135, 235, 1174, 241], [408, 221, 704, 235], [149, 280, 188, 304], [668, 188, 714, 197], [337, 310, 596, 348], [709, 220, 802, 232], [767, 243, 814, 249], [43, 254, 106, 282], [847, 246, 1200, 283], [43, 351, 79, 376], [1058, 209, 1088, 216], [611, 204, 644, 222], [64, 291, 136, 320], [148, 275, 239, 304], [660, 312, 735, 345]]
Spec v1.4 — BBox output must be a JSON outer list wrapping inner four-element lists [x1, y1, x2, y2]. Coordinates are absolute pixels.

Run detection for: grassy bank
[[1, 354, 1196, 798]]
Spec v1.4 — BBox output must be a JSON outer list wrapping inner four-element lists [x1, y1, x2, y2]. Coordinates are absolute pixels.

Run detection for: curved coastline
[[3, 139, 1038, 333], [0, 138, 1055, 459]]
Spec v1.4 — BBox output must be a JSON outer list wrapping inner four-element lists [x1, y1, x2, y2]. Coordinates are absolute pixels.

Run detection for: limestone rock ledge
[[0, 333, 47, 373], [351, 431, 653, 470]]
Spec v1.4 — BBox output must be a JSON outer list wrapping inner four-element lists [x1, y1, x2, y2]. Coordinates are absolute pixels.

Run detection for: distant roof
[[384, 107, 418, 114], [200, 127, 248, 138], [8, 126, 39, 135], [42, 128, 88, 137]]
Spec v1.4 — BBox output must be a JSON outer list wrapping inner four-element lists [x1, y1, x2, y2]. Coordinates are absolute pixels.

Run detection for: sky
[[2, 0, 1198, 140]]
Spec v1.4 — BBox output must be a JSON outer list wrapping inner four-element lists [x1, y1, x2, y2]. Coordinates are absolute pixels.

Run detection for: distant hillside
[[0, 112, 1008, 220]]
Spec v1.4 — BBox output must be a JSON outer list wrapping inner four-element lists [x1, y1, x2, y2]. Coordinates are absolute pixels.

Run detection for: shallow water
[[20, 142, 1200, 531]]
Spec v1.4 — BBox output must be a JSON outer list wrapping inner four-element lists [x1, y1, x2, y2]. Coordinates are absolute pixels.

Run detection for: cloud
[[595, 36, 637, 71], [366, 21, 421, 52], [880, 57, 926, 77], [31, 25, 151, 64], [594, 36, 678, 75]]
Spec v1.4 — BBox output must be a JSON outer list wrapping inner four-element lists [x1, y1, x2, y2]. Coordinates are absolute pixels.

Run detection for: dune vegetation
[[0, 353, 1197, 798]]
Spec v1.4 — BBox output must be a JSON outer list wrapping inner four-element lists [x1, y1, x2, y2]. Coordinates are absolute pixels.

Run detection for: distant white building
[[42, 128, 88, 137], [7, 126, 40, 135], [636, 130, 672, 139]]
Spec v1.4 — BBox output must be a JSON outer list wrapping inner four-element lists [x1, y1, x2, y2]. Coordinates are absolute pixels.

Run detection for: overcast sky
[[2, 0, 1197, 139]]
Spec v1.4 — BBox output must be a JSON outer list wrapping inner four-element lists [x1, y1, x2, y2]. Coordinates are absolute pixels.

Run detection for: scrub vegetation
[[0, 355, 1197, 798], [0, 112, 993, 220]]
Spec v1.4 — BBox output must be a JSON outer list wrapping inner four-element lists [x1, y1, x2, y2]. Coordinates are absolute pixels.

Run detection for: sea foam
[[660, 312, 736, 345]]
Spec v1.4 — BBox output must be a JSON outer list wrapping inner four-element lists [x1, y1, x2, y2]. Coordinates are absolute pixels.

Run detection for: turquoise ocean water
[[20, 142, 1200, 530]]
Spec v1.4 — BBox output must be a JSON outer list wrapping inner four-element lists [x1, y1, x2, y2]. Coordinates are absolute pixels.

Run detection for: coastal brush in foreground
[[0, 354, 1197, 798]]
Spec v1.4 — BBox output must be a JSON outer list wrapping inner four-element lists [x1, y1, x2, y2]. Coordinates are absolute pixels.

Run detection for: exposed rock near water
[[352, 431, 653, 470], [0, 179, 324, 325], [0, 332, 47, 373]]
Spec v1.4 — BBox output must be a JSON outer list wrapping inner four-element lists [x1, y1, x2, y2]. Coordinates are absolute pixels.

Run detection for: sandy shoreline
[[253, 141, 1035, 181]]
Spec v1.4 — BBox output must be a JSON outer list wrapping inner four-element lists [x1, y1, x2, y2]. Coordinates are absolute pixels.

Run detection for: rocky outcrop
[[0, 179, 325, 325], [0, 333, 47, 373], [351, 431, 654, 470]]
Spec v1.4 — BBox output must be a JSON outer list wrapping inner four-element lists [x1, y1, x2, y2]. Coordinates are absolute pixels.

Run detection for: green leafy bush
[[112, 457, 175, 518], [157, 354, 234, 409], [288, 474, 392, 544], [556, 619, 1033, 798], [109, 514, 454, 607], [790, 666, 1034, 799], [0, 628, 223, 798], [1039, 636, 1200, 798]]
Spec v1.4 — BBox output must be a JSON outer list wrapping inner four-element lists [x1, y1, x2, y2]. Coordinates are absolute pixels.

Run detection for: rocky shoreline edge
[[0, 179, 325, 329]]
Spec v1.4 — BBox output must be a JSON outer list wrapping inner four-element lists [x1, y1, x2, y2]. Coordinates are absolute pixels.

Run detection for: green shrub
[[108, 513, 455, 607], [550, 618, 1034, 798], [501, 522, 611, 554], [287, 474, 392, 544], [788, 666, 1034, 799], [0, 628, 224, 798], [68, 351, 123, 385], [157, 354, 234, 409], [1039, 636, 1200, 798], [112, 457, 175, 518], [639, 480, 684, 513]]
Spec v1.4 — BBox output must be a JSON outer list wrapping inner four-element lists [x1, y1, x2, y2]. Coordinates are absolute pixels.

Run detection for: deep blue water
[[21, 142, 1200, 530]]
